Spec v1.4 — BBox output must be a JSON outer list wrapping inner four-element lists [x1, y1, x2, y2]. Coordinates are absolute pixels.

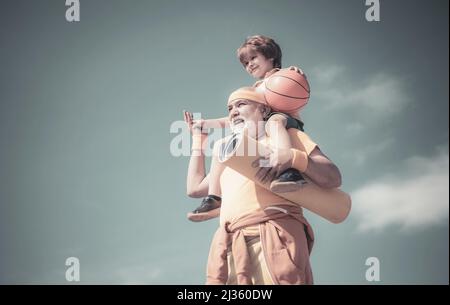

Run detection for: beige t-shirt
[[219, 130, 318, 232]]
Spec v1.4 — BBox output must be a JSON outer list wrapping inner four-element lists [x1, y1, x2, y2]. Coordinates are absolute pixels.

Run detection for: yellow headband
[[227, 87, 267, 106]]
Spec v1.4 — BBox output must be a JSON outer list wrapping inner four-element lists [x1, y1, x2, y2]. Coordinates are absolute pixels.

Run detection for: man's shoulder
[[283, 129, 318, 155]]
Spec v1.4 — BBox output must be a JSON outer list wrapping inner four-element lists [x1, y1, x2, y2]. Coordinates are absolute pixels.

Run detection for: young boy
[[187, 35, 309, 221]]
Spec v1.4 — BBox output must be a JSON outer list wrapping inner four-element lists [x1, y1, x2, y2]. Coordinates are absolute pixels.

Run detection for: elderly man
[[183, 87, 341, 284]]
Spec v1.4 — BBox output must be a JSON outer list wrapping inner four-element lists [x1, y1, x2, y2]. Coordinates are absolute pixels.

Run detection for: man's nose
[[230, 108, 239, 118]]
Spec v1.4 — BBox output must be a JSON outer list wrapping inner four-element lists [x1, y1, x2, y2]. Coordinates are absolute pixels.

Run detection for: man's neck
[[256, 132, 266, 141]]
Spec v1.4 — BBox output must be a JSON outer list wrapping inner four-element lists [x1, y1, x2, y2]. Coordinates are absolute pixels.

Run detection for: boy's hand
[[252, 147, 294, 184], [288, 66, 305, 76]]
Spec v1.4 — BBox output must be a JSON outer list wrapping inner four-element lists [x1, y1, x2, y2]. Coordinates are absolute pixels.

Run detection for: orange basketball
[[262, 68, 310, 113]]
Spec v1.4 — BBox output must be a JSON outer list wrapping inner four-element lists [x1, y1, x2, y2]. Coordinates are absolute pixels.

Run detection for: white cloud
[[343, 138, 395, 166], [311, 66, 410, 117], [348, 73, 409, 114], [312, 65, 345, 84], [351, 150, 449, 232]]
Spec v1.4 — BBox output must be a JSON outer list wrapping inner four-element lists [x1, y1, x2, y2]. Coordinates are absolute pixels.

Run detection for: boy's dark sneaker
[[187, 195, 221, 222], [269, 168, 307, 193]]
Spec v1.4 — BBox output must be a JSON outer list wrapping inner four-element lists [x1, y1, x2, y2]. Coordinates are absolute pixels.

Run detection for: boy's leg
[[265, 113, 291, 149], [265, 113, 307, 193], [187, 151, 225, 222]]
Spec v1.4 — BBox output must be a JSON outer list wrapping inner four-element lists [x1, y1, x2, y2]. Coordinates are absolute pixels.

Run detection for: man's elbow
[[327, 172, 342, 188], [316, 166, 342, 189], [326, 166, 342, 188]]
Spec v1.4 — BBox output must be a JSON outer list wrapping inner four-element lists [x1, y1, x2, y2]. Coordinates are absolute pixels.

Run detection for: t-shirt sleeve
[[287, 129, 318, 155]]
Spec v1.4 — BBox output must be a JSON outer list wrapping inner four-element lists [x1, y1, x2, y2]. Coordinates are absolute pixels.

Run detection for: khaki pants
[[226, 237, 274, 285]]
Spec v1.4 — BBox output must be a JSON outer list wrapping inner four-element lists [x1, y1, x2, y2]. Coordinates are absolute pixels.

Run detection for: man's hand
[[183, 110, 207, 134], [252, 146, 294, 184]]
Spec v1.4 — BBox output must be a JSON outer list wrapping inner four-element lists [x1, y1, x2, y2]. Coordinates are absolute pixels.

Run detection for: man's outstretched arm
[[184, 111, 210, 198]]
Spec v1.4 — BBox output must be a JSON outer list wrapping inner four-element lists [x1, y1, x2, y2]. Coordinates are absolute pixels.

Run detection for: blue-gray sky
[[0, 0, 448, 284]]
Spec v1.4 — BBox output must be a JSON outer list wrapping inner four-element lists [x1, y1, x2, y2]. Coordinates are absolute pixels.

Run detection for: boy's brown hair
[[237, 35, 282, 69]]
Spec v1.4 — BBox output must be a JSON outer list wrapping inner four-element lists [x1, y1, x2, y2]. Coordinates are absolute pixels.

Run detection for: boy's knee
[[267, 113, 288, 126], [265, 114, 288, 135]]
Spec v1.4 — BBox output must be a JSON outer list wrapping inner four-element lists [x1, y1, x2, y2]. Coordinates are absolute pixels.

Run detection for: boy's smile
[[240, 47, 274, 79]]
